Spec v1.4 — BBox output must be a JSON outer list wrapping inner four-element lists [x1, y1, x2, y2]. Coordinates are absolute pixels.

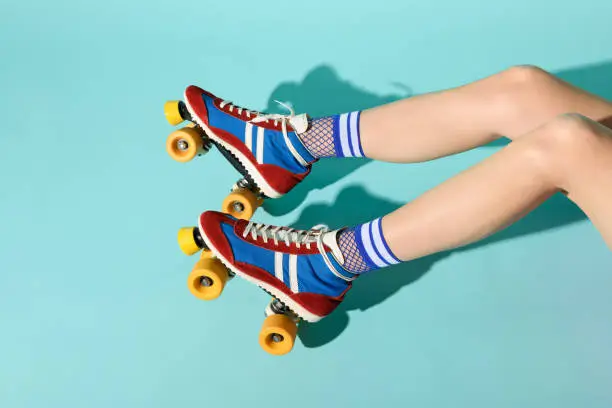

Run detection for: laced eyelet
[[219, 99, 310, 167], [239, 220, 356, 282]]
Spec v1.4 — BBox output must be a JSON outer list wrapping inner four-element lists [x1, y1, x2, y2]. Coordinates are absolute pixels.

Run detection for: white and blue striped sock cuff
[[333, 111, 365, 158], [355, 217, 401, 269]]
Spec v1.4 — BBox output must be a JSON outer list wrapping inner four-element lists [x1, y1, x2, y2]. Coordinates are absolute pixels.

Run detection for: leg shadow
[[292, 186, 588, 348], [461, 192, 587, 250], [557, 60, 612, 101], [556, 60, 612, 129]]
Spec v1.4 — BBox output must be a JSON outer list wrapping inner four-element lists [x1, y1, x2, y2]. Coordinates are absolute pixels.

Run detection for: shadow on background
[[557, 60, 612, 100], [291, 186, 586, 348], [272, 60, 612, 348]]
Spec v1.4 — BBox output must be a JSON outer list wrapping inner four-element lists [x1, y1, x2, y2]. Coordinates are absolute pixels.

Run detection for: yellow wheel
[[200, 248, 214, 259], [164, 100, 184, 126], [187, 258, 229, 301], [222, 188, 263, 220], [259, 314, 298, 356], [177, 227, 200, 256], [166, 127, 204, 163]]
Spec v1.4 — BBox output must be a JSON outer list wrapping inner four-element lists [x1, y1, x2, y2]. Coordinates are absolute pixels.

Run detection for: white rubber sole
[[198, 220, 323, 323], [184, 93, 283, 199]]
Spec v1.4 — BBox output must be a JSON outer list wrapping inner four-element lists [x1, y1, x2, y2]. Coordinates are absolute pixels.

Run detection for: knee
[[537, 113, 601, 157], [492, 65, 556, 114], [499, 64, 554, 87], [516, 114, 600, 181], [547, 113, 599, 138]]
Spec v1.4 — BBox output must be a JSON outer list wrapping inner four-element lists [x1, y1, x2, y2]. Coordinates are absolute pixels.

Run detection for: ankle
[[337, 218, 401, 274], [297, 112, 366, 159], [337, 228, 375, 274], [298, 117, 337, 158]]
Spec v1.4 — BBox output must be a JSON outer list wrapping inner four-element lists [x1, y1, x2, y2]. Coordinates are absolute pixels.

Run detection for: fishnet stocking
[[337, 228, 373, 274], [298, 117, 336, 158]]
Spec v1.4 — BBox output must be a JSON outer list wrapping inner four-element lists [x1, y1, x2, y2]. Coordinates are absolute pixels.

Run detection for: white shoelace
[[242, 221, 329, 249], [241, 221, 355, 282], [218, 100, 262, 121], [219, 99, 310, 166]]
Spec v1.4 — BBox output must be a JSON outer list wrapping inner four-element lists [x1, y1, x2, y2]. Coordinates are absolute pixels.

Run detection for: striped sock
[[298, 111, 365, 159], [336, 217, 401, 274]]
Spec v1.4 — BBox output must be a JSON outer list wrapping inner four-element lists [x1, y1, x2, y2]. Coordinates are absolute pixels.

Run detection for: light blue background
[[2, 1, 612, 407]]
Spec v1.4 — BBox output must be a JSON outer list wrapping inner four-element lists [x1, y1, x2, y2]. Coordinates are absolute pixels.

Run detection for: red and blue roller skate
[[164, 86, 317, 219], [177, 211, 355, 355]]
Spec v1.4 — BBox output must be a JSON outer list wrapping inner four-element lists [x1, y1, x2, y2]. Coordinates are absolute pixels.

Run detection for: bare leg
[[381, 113, 612, 260], [360, 65, 612, 162]]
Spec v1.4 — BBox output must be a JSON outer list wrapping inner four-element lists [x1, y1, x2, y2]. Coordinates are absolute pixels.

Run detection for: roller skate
[[163, 86, 317, 220], [177, 211, 355, 355]]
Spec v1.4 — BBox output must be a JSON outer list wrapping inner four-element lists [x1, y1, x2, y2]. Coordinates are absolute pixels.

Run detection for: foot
[[194, 210, 355, 322], [184, 86, 317, 198]]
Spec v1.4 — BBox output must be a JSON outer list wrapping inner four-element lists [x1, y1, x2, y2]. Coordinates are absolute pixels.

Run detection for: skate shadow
[[261, 61, 612, 216], [262, 65, 410, 217], [291, 185, 587, 349]]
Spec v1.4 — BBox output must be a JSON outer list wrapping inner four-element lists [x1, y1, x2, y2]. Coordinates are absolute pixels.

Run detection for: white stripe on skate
[[256, 126, 265, 163], [288, 254, 299, 293], [245, 122, 253, 151], [274, 252, 284, 282]]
